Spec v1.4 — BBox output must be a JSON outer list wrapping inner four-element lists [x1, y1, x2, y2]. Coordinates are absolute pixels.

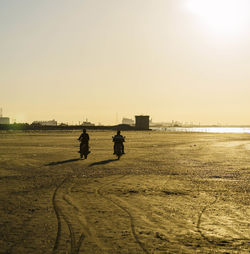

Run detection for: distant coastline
[[1, 123, 250, 133], [0, 123, 143, 131]]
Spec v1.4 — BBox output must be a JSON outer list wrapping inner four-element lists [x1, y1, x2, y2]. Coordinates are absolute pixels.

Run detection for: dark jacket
[[113, 134, 124, 143], [78, 133, 89, 143]]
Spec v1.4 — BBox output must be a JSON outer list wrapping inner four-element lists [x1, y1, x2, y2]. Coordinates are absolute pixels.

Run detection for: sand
[[0, 130, 249, 253]]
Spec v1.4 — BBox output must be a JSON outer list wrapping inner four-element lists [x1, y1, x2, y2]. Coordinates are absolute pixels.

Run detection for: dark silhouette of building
[[135, 115, 149, 130]]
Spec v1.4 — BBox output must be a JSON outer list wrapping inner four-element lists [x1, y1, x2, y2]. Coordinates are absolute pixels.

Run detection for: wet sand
[[0, 130, 249, 253]]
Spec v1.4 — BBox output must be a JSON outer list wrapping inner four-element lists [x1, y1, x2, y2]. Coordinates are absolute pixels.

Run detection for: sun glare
[[186, 0, 250, 36]]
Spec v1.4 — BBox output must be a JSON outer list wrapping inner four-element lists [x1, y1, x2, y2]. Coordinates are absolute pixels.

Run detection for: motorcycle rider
[[78, 128, 90, 153], [113, 130, 125, 154]]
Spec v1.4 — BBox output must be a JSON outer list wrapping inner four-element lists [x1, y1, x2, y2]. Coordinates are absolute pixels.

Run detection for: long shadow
[[88, 159, 118, 167], [45, 158, 81, 166]]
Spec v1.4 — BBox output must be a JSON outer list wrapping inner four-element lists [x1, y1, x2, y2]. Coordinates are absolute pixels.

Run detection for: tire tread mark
[[63, 195, 91, 237], [197, 195, 219, 244], [63, 194, 107, 253], [60, 209, 76, 254], [53, 175, 85, 254], [96, 175, 150, 254], [52, 178, 68, 253], [76, 233, 85, 254], [61, 179, 86, 254]]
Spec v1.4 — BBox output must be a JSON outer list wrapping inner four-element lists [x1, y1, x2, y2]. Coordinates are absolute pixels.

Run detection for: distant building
[[59, 123, 68, 126], [32, 120, 57, 126], [0, 108, 10, 124], [122, 117, 134, 125], [0, 117, 10, 124], [135, 115, 150, 130], [82, 121, 95, 126], [171, 120, 182, 127]]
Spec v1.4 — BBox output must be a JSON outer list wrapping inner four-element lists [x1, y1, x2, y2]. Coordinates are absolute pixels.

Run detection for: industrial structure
[[0, 108, 10, 124], [135, 115, 150, 130]]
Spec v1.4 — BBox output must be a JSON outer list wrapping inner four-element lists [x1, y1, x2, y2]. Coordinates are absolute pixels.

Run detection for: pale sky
[[1, 0, 250, 125]]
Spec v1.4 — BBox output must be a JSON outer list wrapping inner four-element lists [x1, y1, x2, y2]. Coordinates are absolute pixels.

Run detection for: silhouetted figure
[[113, 130, 125, 154], [78, 128, 90, 154]]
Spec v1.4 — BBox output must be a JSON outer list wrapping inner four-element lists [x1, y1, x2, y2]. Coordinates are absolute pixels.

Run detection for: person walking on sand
[[78, 128, 90, 154], [113, 130, 125, 154]]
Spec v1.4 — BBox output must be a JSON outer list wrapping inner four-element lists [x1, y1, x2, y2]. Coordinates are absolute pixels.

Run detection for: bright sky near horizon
[[1, 0, 250, 125]]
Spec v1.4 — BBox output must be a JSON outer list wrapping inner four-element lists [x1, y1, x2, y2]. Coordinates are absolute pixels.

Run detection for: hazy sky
[[1, 0, 250, 125]]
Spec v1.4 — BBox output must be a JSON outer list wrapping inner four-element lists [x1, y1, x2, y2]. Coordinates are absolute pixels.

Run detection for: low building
[[82, 121, 95, 126], [32, 120, 57, 126], [122, 117, 134, 125], [0, 117, 10, 124], [135, 115, 150, 130]]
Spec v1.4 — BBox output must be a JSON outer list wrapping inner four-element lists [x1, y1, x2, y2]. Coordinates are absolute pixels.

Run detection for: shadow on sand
[[88, 159, 118, 167], [45, 158, 81, 166]]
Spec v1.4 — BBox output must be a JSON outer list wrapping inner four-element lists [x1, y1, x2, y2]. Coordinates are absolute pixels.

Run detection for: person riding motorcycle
[[113, 130, 125, 154], [78, 128, 90, 153]]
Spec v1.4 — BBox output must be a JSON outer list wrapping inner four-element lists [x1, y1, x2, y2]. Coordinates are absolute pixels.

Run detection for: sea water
[[153, 127, 250, 133]]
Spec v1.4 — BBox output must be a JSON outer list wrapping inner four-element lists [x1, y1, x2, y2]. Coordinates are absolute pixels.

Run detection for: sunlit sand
[[0, 130, 249, 253]]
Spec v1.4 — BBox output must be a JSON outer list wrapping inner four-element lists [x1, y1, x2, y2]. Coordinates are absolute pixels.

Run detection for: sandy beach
[[0, 130, 249, 253]]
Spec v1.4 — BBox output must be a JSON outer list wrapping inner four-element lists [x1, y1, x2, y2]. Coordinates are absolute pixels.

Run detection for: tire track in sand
[[96, 175, 150, 254], [197, 194, 249, 247], [62, 194, 107, 253], [197, 195, 219, 244], [52, 175, 86, 254], [52, 177, 68, 253]]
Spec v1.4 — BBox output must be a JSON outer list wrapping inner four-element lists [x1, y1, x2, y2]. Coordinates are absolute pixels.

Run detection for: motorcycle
[[114, 142, 123, 160], [79, 142, 89, 159], [113, 136, 125, 160]]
